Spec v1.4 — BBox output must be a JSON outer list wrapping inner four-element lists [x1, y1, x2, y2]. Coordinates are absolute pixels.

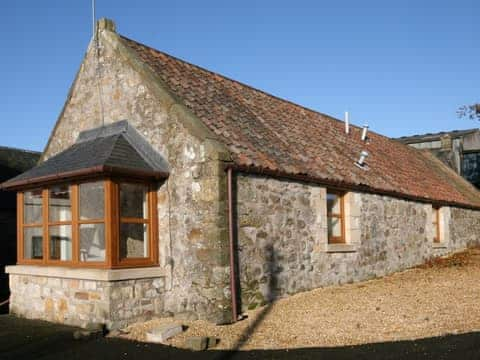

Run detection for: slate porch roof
[[119, 35, 480, 209], [1, 121, 169, 189]]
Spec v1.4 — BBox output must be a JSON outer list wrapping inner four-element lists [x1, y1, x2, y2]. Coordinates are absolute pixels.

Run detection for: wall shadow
[[2, 315, 480, 360], [226, 172, 282, 357]]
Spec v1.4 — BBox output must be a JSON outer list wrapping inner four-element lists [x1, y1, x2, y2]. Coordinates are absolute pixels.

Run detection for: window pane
[[327, 193, 341, 214], [120, 183, 147, 219], [49, 225, 72, 261], [433, 209, 440, 242], [80, 223, 105, 262], [24, 227, 43, 259], [120, 223, 148, 258], [49, 185, 71, 222], [24, 189, 42, 224], [80, 182, 105, 220], [328, 217, 342, 238]]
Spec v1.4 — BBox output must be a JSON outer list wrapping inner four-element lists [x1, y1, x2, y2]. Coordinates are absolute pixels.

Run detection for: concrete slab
[[145, 323, 183, 343]]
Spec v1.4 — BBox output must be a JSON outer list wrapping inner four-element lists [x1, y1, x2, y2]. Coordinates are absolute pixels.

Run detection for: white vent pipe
[[345, 111, 350, 134], [356, 150, 369, 167], [361, 125, 369, 141]]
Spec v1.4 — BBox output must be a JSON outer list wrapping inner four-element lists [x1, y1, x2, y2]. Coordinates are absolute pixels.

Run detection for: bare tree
[[458, 103, 480, 120]]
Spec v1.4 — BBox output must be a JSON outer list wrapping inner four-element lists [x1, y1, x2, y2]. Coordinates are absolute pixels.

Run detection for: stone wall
[[235, 173, 480, 312], [34, 25, 232, 323], [450, 207, 480, 248], [9, 274, 166, 329]]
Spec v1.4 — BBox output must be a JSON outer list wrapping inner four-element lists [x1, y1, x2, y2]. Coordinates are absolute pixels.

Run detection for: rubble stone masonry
[[235, 174, 480, 311]]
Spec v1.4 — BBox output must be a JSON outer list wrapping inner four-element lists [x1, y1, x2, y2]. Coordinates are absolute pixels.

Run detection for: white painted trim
[[5, 265, 165, 281]]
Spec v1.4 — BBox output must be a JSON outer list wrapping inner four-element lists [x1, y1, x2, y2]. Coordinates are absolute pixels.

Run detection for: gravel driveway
[[124, 248, 480, 351]]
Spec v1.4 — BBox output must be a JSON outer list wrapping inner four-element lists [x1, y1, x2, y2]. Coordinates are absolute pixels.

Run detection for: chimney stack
[[440, 134, 452, 151], [97, 18, 116, 33]]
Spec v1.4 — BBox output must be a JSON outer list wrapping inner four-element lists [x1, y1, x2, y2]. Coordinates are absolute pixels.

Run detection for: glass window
[[328, 217, 342, 238], [120, 223, 148, 258], [49, 185, 71, 222], [80, 223, 105, 262], [119, 182, 149, 260], [18, 179, 156, 267], [120, 183, 147, 219], [49, 225, 72, 261], [327, 192, 344, 244], [432, 207, 440, 243], [462, 152, 480, 188], [24, 227, 43, 259], [24, 189, 43, 224], [327, 193, 341, 215], [79, 182, 104, 220]]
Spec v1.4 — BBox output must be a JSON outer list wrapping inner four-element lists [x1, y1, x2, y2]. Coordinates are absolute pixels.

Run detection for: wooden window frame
[[327, 190, 346, 244], [17, 177, 158, 269], [432, 206, 440, 243], [46, 184, 74, 266], [112, 179, 158, 268]]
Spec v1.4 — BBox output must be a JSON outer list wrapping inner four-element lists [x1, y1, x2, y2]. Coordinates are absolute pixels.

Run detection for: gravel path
[[121, 248, 480, 350]]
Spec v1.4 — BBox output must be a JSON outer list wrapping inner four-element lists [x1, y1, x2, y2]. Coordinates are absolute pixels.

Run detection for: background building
[[0, 146, 40, 312], [397, 129, 480, 188]]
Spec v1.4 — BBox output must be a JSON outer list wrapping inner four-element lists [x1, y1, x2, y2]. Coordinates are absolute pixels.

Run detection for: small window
[[432, 207, 440, 243], [79, 181, 106, 262], [24, 189, 43, 225], [119, 183, 149, 259], [23, 189, 43, 259], [49, 185, 72, 261], [327, 191, 345, 244]]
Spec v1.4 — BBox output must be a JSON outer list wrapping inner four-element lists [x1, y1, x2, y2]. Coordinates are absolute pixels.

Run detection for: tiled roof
[[121, 35, 480, 209], [1, 121, 169, 189]]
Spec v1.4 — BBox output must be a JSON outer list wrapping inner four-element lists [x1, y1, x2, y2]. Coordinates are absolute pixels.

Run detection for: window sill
[[324, 243, 358, 253], [5, 265, 165, 281], [432, 243, 448, 249]]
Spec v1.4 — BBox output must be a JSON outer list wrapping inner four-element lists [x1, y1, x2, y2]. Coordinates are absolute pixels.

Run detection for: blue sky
[[1, 0, 478, 152]]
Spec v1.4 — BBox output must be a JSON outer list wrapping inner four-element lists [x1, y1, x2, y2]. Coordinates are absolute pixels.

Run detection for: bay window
[[17, 179, 158, 268]]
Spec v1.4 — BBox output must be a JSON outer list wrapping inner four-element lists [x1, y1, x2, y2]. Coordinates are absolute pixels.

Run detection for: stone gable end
[[31, 26, 233, 325]]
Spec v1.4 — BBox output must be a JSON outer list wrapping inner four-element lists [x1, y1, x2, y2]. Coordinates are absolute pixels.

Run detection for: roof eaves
[[0, 164, 169, 191]]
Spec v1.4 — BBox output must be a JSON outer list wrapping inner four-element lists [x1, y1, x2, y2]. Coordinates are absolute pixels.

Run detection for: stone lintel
[[5, 265, 165, 281]]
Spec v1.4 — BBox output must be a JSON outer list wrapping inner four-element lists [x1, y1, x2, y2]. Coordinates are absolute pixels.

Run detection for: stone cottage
[[2, 19, 480, 329]]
